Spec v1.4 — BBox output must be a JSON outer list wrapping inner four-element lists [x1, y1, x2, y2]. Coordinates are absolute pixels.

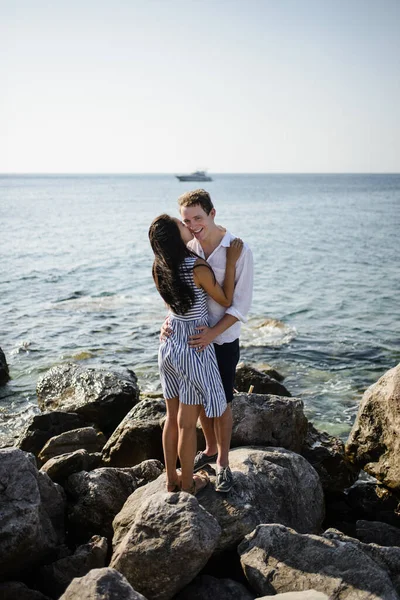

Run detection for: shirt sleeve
[[225, 244, 253, 323]]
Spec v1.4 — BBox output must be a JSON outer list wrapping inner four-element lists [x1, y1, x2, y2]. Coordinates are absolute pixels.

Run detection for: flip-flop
[[167, 482, 181, 493], [182, 470, 210, 495]]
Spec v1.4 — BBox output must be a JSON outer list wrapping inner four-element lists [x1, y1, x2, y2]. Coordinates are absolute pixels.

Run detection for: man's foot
[[182, 470, 210, 495], [215, 466, 233, 493], [193, 450, 218, 472]]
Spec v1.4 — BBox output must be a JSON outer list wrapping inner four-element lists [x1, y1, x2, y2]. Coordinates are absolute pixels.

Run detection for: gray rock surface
[[0, 581, 51, 600], [17, 411, 87, 458], [38, 427, 106, 465], [102, 399, 166, 467], [346, 479, 400, 527], [35, 535, 108, 599], [59, 567, 147, 600], [174, 574, 255, 600], [0, 346, 10, 385], [65, 467, 140, 542], [36, 363, 139, 434], [111, 491, 221, 600], [301, 422, 359, 493], [0, 448, 65, 580], [356, 520, 400, 547], [346, 363, 400, 491], [113, 447, 325, 555], [231, 394, 307, 453], [256, 593, 328, 600], [239, 523, 400, 599], [40, 449, 102, 484], [235, 364, 291, 396]]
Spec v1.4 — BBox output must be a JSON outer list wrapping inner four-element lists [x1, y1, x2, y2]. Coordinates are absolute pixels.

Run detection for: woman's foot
[[182, 470, 210, 495], [166, 469, 182, 492]]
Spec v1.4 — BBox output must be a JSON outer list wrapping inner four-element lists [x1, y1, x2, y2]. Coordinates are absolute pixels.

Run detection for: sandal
[[182, 470, 210, 495], [166, 468, 182, 493]]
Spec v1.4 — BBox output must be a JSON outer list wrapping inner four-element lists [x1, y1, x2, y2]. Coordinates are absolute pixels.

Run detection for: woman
[[149, 214, 242, 495]]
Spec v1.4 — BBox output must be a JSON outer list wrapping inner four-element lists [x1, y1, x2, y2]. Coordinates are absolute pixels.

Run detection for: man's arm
[[188, 314, 238, 350]]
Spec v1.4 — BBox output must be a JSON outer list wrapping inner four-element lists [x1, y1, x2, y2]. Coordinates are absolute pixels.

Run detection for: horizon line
[[1, 171, 399, 176]]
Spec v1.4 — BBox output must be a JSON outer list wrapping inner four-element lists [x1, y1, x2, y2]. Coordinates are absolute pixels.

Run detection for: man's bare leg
[[214, 403, 233, 468], [198, 406, 218, 456]]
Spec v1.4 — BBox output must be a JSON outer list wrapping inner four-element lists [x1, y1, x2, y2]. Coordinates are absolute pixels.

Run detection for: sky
[[1, 0, 399, 173]]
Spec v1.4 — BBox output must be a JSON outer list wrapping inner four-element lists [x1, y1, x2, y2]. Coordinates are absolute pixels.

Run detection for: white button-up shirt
[[188, 230, 253, 345]]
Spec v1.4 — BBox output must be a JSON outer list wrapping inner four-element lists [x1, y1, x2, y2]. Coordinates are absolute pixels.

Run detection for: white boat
[[176, 170, 213, 182]]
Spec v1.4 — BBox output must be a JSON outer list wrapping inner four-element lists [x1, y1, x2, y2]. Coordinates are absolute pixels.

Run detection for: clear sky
[[1, 0, 399, 173]]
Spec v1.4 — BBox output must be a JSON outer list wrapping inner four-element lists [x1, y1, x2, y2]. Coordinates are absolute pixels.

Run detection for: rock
[[17, 411, 87, 458], [0, 581, 52, 599], [38, 427, 106, 465], [231, 394, 308, 453], [35, 535, 108, 599], [102, 399, 166, 467], [174, 574, 255, 599], [126, 459, 164, 486], [111, 491, 221, 600], [113, 447, 324, 555], [346, 479, 400, 528], [253, 362, 285, 382], [59, 568, 147, 600], [235, 364, 291, 396], [0, 448, 65, 580], [40, 449, 102, 484], [238, 523, 399, 598], [0, 347, 10, 385], [323, 528, 400, 592], [65, 466, 140, 543], [36, 363, 139, 434], [301, 422, 359, 494], [346, 363, 400, 491], [356, 520, 400, 547], [256, 593, 328, 600]]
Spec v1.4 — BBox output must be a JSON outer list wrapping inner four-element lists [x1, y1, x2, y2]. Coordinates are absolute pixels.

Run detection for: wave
[[241, 317, 297, 348]]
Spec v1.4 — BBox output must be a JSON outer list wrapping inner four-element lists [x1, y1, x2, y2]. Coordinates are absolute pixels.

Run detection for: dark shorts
[[213, 338, 240, 403]]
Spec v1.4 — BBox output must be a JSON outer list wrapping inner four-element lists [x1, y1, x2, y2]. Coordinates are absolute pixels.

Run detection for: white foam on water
[[241, 317, 297, 348]]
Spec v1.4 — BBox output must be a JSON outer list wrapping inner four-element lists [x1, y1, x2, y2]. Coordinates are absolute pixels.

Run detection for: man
[[178, 189, 253, 492]]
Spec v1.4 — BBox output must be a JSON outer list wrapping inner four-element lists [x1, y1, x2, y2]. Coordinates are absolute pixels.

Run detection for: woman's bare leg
[[163, 397, 180, 490], [178, 403, 202, 491]]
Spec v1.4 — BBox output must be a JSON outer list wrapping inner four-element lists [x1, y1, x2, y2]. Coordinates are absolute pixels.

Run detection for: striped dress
[[158, 256, 227, 418]]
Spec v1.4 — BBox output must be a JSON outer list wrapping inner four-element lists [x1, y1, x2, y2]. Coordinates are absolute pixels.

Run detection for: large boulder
[[231, 394, 307, 453], [0, 582, 51, 600], [0, 347, 10, 385], [235, 364, 291, 396], [355, 520, 400, 547], [238, 523, 400, 599], [38, 427, 106, 465], [346, 363, 400, 491], [174, 574, 254, 600], [59, 568, 147, 600], [65, 467, 140, 543], [40, 449, 102, 484], [256, 593, 328, 600], [102, 399, 166, 467], [0, 448, 65, 581], [113, 447, 325, 555], [345, 479, 400, 527], [301, 422, 359, 494], [110, 492, 221, 600], [36, 363, 139, 434], [17, 412, 87, 458], [35, 535, 108, 599]]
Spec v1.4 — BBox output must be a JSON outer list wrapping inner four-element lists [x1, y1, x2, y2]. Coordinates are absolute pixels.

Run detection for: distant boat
[[176, 170, 213, 182]]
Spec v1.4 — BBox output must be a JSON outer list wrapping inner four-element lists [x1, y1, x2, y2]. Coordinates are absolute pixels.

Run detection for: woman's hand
[[226, 238, 243, 264]]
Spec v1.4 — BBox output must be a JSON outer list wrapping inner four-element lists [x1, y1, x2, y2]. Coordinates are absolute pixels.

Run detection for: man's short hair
[[178, 189, 214, 215]]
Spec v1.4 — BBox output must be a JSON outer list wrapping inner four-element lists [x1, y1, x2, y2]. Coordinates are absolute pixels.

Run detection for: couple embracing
[[149, 189, 253, 495]]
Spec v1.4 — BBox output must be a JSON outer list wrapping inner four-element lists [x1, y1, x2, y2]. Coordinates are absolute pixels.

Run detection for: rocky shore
[[0, 347, 399, 599]]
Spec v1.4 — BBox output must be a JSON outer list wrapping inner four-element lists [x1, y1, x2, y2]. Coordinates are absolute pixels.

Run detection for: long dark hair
[[149, 214, 197, 315]]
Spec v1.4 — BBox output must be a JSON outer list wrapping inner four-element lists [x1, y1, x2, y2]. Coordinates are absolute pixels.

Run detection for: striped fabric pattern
[[158, 256, 227, 418]]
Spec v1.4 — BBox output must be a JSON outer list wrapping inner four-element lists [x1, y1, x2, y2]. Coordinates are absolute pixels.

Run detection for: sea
[[1, 173, 399, 447]]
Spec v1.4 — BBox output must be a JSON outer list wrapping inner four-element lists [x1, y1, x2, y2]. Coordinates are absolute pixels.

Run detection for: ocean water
[[1, 173, 399, 445]]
